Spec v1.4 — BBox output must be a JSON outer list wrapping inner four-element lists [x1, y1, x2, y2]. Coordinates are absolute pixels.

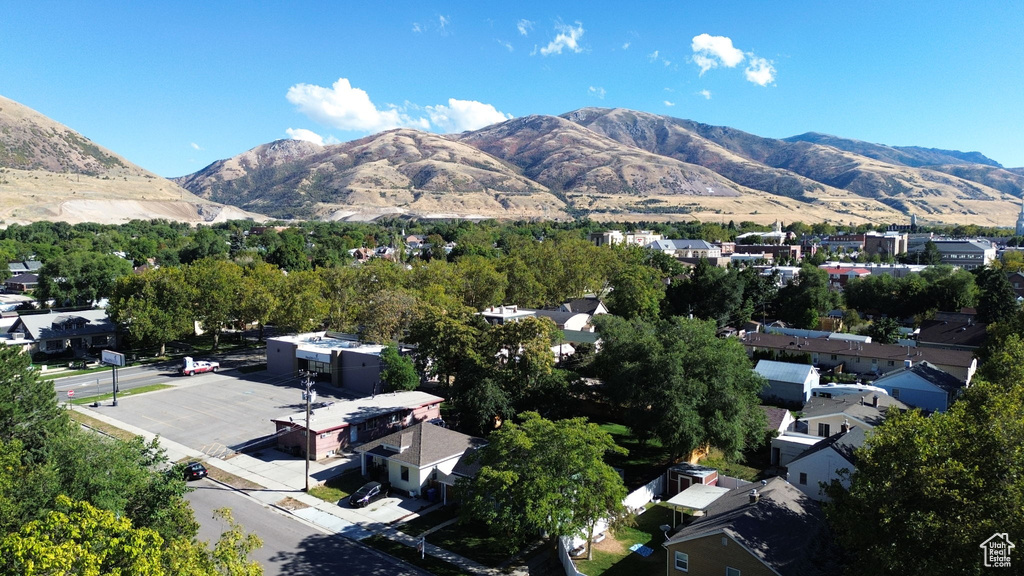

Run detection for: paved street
[[186, 479, 428, 576]]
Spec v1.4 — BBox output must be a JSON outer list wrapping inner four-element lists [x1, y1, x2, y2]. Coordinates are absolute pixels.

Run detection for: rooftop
[[665, 477, 830, 576], [355, 421, 486, 468], [800, 393, 907, 427], [742, 332, 976, 369], [754, 359, 817, 384], [270, 390, 444, 433]]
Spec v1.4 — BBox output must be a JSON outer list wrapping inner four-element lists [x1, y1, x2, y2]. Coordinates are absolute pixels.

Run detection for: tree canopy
[[459, 412, 627, 553], [592, 315, 766, 459]]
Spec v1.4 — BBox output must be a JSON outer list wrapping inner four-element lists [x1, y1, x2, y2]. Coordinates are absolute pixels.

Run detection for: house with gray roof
[[798, 392, 906, 437], [7, 261, 42, 275], [754, 359, 819, 405], [663, 476, 835, 576], [7, 309, 117, 355], [4, 273, 39, 294], [870, 360, 966, 412], [786, 426, 866, 501], [355, 421, 486, 498]]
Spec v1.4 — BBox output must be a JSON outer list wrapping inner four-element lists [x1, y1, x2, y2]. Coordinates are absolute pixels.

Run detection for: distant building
[[907, 239, 996, 269], [590, 230, 662, 247], [646, 239, 722, 259], [1017, 198, 1024, 236], [266, 332, 397, 396], [5, 309, 117, 355], [735, 244, 802, 261], [754, 360, 820, 405]]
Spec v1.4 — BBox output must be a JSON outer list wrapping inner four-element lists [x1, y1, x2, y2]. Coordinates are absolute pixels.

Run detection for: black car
[[348, 481, 389, 508], [183, 462, 208, 481]]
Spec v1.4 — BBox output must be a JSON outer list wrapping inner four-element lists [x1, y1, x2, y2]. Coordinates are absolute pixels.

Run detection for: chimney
[[905, 359, 912, 368], [841, 419, 850, 434], [749, 489, 759, 504], [872, 394, 879, 408]]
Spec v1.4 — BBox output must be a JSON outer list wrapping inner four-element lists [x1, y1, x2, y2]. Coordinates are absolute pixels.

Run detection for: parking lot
[[98, 369, 345, 457]]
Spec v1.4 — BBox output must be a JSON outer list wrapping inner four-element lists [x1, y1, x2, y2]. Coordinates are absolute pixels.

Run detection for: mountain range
[[2, 94, 1022, 226]]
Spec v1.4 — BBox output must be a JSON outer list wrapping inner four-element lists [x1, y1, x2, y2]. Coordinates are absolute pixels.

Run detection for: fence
[[622, 473, 665, 512], [557, 536, 586, 576]]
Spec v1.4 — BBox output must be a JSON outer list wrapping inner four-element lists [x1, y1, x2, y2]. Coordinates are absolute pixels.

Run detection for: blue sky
[[2, 1, 1022, 177]]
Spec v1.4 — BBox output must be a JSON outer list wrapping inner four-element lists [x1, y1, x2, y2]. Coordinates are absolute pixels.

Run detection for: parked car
[[183, 462, 208, 481], [348, 481, 390, 508]]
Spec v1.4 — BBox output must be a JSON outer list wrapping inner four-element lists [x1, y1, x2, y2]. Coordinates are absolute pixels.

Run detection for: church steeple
[[1016, 196, 1024, 237]]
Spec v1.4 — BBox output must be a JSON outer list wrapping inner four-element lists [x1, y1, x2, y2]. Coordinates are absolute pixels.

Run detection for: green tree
[[180, 226, 229, 264], [0, 496, 263, 576], [592, 315, 766, 459], [270, 269, 327, 334], [237, 262, 282, 341], [185, 259, 244, 349], [606, 262, 665, 320], [459, 412, 627, 554], [825, 375, 1024, 576], [866, 316, 901, 344], [777, 264, 839, 329], [974, 267, 1018, 324], [35, 251, 133, 307], [109, 267, 195, 356], [379, 346, 419, 392], [0, 347, 72, 462], [454, 255, 507, 310]]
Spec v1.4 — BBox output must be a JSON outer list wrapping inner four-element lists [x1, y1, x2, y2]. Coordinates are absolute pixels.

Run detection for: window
[[799, 472, 808, 485], [400, 466, 409, 481], [674, 551, 689, 571], [726, 568, 741, 576], [830, 354, 838, 361], [817, 423, 831, 437], [92, 335, 108, 346], [891, 388, 900, 400], [888, 360, 895, 366]]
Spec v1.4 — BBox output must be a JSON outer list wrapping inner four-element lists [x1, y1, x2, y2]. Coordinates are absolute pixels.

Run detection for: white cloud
[[286, 78, 429, 132], [517, 19, 533, 36], [698, 89, 712, 100], [540, 21, 584, 56], [285, 128, 325, 145], [497, 39, 514, 52], [622, 42, 631, 50], [425, 98, 512, 133], [744, 56, 776, 86], [691, 33, 745, 75], [588, 86, 606, 99], [663, 100, 675, 107], [438, 15, 449, 35], [190, 142, 202, 151], [648, 50, 659, 62], [664, 60, 671, 67], [412, 22, 422, 33]]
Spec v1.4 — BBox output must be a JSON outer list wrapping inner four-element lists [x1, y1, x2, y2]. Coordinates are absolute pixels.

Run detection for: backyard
[[574, 504, 673, 576]]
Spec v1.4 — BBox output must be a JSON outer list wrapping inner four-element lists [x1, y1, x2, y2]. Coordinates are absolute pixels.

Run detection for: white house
[[354, 421, 486, 498], [786, 426, 865, 502], [754, 360, 819, 405], [871, 361, 966, 412]]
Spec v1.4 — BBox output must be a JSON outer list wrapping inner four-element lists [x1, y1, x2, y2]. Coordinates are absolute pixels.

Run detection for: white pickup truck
[[181, 356, 220, 376]]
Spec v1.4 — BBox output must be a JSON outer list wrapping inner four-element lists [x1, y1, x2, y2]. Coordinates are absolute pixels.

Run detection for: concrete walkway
[[70, 403, 522, 576]]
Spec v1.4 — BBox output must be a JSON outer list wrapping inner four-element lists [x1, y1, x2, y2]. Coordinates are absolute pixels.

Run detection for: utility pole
[[300, 370, 317, 492]]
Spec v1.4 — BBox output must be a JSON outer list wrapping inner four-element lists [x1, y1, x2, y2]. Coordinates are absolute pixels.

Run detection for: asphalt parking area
[[101, 370, 341, 456]]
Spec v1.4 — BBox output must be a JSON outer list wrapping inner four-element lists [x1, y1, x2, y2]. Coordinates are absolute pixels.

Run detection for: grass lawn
[[363, 535, 471, 576], [427, 520, 517, 568], [597, 422, 675, 490], [699, 448, 761, 481], [574, 504, 673, 576], [307, 468, 368, 503], [69, 384, 173, 405], [396, 505, 459, 537], [68, 410, 139, 441]]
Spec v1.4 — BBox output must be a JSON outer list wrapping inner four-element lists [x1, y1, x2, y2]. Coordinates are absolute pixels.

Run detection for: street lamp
[[299, 370, 317, 492]]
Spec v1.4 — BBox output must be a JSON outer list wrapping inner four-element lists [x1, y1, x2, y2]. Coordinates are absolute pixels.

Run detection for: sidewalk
[[70, 404, 518, 576]]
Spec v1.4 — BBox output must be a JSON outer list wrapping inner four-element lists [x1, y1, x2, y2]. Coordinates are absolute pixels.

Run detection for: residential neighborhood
[[0, 216, 1021, 576]]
